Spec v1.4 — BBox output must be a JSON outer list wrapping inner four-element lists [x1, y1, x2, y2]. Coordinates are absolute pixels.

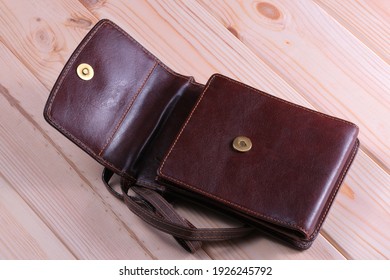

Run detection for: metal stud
[[77, 63, 94, 80], [232, 136, 252, 152]]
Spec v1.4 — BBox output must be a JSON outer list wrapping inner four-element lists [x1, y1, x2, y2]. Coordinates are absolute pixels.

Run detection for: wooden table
[[0, 0, 388, 259]]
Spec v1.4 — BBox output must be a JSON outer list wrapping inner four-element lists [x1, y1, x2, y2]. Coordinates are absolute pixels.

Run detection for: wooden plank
[[315, 0, 390, 63], [0, 176, 75, 259], [196, 0, 390, 171], [78, 0, 389, 259], [78, 0, 347, 259], [0, 0, 97, 89]]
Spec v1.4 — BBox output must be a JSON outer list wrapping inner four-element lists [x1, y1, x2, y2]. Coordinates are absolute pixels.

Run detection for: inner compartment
[[101, 63, 204, 181]]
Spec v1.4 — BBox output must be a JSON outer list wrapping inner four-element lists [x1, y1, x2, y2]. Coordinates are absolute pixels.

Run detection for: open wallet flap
[[44, 19, 204, 182]]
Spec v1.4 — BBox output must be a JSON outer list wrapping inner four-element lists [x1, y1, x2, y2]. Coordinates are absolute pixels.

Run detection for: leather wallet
[[44, 19, 359, 253]]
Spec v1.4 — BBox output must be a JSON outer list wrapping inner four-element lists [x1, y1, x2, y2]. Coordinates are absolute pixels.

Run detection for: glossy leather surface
[[158, 74, 359, 245], [46, 22, 156, 158], [45, 20, 203, 179], [44, 19, 359, 250]]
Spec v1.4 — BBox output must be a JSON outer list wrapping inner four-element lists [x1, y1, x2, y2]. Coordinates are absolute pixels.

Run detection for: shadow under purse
[[44, 19, 359, 253]]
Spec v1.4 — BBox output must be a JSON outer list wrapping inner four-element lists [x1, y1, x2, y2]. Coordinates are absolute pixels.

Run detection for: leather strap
[[102, 168, 253, 252], [103, 168, 202, 252]]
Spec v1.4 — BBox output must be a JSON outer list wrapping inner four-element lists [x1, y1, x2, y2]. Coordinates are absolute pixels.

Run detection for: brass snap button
[[77, 63, 94, 80], [232, 136, 252, 152]]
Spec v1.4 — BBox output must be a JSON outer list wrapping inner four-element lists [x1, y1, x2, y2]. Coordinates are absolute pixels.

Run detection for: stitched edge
[[219, 75, 358, 128], [44, 22, 136, 180], [107, 22, 202, 87], [308, 139, 359, 239], [98, 61, 158, 156], [105, 20, 357, 129], [159, 74, 359, 238], [46, 21, 108, 117]]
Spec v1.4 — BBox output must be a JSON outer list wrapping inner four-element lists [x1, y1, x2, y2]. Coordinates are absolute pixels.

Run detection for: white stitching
[[98, 62, 158, 156]]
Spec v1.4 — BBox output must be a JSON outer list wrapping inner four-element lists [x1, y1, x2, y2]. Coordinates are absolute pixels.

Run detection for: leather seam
[[160, 171, 308, 234], [46, 21, 107, 119], [44, 21, 136, 180], [48, 117, 136, 180], [159, 74, 359, 236], [98, 61, 158, 156], [216, 74, 358, 128], [107, 21, 201, 86]]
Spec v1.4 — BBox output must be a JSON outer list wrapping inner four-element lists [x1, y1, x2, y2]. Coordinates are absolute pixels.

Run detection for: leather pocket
[[158, 74, 359, 243]]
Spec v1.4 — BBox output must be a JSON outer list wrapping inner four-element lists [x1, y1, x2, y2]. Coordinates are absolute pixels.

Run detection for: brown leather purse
[[44, 19, 359, 253]]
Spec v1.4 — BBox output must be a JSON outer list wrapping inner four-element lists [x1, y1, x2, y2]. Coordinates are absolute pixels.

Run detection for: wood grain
[[0, 0, 388, 259], [0, 0, 97, 89], [197, 0, 390, 171], [315, 0, 390, 63], [0, 176, 75, 259]]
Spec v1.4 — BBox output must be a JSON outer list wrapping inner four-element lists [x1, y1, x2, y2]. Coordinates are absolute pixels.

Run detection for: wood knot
[[79, 0, 106, 9], [66, 16, 93, 29], [227, 26, 239, 39], [32, 27, 56, 52], [28, 18, 62, 54], [256, 2, 281, 20], [340, 184, 355, 200]]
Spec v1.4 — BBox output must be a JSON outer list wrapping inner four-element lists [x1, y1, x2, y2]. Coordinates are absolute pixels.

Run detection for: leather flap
[[44, 20, 201, 178], [158, 74, 359, 239]]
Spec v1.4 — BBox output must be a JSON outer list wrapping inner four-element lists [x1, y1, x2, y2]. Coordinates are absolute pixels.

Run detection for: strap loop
[[102, 168, 253, 252]]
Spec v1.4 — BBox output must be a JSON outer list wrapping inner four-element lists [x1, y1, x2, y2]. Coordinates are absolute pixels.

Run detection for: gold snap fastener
[[77, 63, 94, 80], [233, 136, 252, 152]]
